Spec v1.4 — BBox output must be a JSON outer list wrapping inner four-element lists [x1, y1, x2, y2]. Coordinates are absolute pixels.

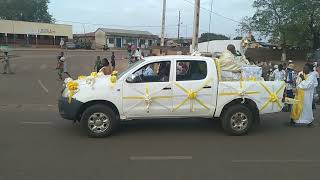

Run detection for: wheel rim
[[230, 112, 248, 132], [88, 113, 110, 134]]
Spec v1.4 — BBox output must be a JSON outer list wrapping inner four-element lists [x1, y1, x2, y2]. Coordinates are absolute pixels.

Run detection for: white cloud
[[49, 0, 255, 37]]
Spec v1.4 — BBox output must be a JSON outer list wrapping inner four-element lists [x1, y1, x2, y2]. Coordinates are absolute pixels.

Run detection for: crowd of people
[[127, 44, 145, 66], [253, 58, 320, 111], [56, 51, 117, 80]]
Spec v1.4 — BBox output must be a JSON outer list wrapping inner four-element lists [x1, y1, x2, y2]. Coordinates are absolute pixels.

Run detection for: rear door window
[[176, 60, 207, 81]]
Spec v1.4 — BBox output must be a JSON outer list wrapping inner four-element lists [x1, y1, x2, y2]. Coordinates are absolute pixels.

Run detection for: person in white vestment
[[270, 64, 286, 81], [291, 64, 318, 126], [217, 44, 250, 81]]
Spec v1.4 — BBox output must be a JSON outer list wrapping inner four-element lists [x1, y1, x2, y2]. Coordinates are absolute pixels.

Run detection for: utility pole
[[177, 10, 181, 39], [191, 0, 200, 53], [160, 0, 166, 47]]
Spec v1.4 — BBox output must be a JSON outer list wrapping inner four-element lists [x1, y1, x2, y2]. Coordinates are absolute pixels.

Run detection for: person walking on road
[[111, 52, 116, 71], [1, 51, 13, 74], [99, 58, 112, 75], [56, 52, 71, 80], [291, 64, 318, 126], [60, 38, 65, 49], [94, 56, 102, 73]]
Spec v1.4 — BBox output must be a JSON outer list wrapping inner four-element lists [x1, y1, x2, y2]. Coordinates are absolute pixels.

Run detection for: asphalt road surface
[[1, 50, 320, 180]]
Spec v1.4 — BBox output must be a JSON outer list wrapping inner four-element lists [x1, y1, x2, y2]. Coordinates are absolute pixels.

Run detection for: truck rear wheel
[[221, 105, 253, 136], [81, 104, 119, 138]]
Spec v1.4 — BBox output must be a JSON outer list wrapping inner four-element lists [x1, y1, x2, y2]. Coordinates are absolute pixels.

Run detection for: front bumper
[[58, 97, 83, 120]]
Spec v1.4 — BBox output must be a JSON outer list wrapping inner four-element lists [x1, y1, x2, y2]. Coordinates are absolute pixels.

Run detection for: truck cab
[[59, 55, 285, 137]]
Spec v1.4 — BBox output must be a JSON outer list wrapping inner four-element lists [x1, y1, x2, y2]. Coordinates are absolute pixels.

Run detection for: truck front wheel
[[81, 104, 119, 138], [221, 105, 253, 136]]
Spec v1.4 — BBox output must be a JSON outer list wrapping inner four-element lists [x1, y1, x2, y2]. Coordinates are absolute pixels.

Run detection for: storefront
[[0, 20, 72, 47]]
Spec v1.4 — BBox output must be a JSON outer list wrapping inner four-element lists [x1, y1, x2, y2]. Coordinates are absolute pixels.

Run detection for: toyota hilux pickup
[[58, 55, 286, 137]]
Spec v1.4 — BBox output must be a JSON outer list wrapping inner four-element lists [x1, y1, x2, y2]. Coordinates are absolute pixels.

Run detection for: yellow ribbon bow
[[110, 71, 118, 85], [90, 72, 98, 78], [173, 80, 211, 112], [123, 84, 172, 112], [77, 75, 86, 80], [259, 82, 285, 112], [66, 81, 79, 103]]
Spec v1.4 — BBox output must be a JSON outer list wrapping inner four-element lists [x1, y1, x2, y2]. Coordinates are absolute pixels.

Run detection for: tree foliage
[[233, 36, 243, 40], [199, 33, 230, 43], [0, 0, 53, 23], [239, 0, 320, 49]]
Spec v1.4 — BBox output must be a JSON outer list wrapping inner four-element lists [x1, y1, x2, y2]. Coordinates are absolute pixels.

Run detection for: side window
[[176, 60, 207, 81], [129, 61, 171, 83]]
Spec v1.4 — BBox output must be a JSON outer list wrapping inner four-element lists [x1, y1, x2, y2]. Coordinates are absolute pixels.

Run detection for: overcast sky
[[48, 0, 254, 38]]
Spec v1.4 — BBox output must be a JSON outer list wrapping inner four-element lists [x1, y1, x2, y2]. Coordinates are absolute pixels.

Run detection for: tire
[[80, 104, 119, 138], [221, 104, 253, 136]]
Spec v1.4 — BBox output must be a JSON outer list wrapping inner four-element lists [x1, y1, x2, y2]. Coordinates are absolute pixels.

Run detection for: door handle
[[203, 86, 212, 89], [163, 87, 172, 90]]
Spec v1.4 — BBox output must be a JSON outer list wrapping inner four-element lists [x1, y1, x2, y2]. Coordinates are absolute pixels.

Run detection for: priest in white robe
[[291, 64, 318, 125], [217, 44, 250, 81]]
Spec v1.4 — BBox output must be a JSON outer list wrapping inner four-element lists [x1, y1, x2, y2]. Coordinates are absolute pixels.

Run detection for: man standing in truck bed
[[218, 44, 250, 80]]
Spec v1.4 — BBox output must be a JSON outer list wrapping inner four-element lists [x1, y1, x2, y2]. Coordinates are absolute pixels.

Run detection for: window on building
[[176, 60, 207, 81], [148, 40, 153, 46], [140, 39, 145, 44], [109, 38, 115, 44]]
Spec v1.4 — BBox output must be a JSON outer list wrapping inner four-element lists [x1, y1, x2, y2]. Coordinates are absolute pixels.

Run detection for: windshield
[[118, 59, 145, 79]]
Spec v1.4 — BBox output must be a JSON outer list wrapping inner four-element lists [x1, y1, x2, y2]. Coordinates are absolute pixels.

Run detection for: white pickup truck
[[58, 55, 286, 137]]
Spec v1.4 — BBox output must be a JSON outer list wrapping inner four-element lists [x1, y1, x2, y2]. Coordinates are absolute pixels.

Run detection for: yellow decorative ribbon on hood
[[66, 81, 79, 103]]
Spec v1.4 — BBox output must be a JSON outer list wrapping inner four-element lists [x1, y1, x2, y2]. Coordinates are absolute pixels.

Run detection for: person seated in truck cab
[[143, 64, 155, 77], [158, 62, 170, 82], [130, 62, 170, 83], [190, 61, 207, 80]]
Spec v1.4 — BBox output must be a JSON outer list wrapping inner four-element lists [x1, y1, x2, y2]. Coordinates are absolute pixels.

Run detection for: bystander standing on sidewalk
[[94, 56, 102, 73], [284, 63, 296, 111]]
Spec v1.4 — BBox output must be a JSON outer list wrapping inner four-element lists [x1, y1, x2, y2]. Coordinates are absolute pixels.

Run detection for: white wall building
[[94, 28, 158, 49], [197, 40, 242, 54]]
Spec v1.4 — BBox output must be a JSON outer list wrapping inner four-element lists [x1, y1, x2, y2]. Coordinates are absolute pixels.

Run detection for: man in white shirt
[[270, 64, 286, 81], [143, 64, 154, 76], [291, 64, 318, 126], [1, 51, 13, 74]]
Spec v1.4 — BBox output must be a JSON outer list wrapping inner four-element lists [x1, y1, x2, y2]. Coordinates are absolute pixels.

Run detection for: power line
[[55, 19, 179, 28], [182, 0, 241, 23]]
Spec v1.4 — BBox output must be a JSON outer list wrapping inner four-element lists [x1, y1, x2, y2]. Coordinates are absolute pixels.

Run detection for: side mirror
[[126, 74, 136, 83]]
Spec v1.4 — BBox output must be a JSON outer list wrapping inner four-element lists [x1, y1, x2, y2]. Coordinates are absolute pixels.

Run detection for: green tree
[[293, 0, 320, 49], [0, 0, 53, 23], [233, 36, 243, 40], [239, 0, 297, 61], [240, 0, 320, 59], [198, 33, 230, 43]]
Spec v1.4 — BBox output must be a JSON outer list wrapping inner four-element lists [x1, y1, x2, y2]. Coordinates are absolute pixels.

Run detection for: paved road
[[0, 50, 320, 180]]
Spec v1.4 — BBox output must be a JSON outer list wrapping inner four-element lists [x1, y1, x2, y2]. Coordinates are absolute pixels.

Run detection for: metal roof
[[97, 28, 158, 38]]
